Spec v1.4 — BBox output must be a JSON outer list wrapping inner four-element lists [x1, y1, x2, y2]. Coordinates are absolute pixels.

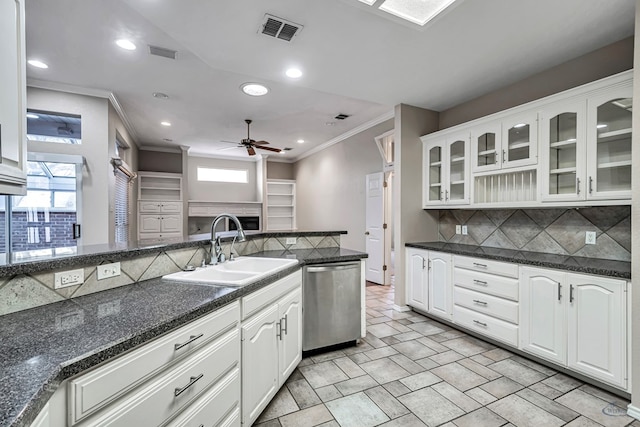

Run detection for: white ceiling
[[25, 0, 635, 162]]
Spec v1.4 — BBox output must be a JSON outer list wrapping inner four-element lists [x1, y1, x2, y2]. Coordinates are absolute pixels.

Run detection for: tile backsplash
[[0, 234, 341, 316], [439, 206, 630, 262]]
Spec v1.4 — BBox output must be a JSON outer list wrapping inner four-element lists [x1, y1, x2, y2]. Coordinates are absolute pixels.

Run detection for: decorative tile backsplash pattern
[[439, 207, 630, 262], [0, 234, 341, 316]]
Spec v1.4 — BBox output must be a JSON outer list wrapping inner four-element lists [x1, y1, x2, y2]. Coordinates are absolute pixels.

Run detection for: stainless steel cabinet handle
[[428, 259, 432, 270], [445, 190, 449, 201], [282, 314, 288, 335], [570, 284, 574, 303], [557, 282, 562, 301], [174, 333, 204, 351], [473, 299, 487, 306], [473, 320, 488, 327], [422, 257, 426, 270], [576, 177, 581, 195], [440, 191, 444, 201], [174, 374, 203, 397], [276, 320, 282, 340], [502, 150, 506, 163], [307, 264, 359, 273], [473, 262, 487, 268], [473, 279, 488, 286], [589, 176, 593, 194]]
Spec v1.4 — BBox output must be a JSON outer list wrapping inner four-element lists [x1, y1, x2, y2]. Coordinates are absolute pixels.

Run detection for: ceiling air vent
[[334, 113, 350, 120], [260, 14, 303, 42], [148, 45, 178, 60]]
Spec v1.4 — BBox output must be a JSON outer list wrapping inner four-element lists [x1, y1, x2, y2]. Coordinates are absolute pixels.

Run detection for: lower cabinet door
[[139, 215, 162, 233], [520, 267, 566, 365], [161, 215, 182, 233], [567, 273, 627, 388], [241, 304, 279, 426], [428, 252, 452, 320], [278, 288, 302, 386], [406, 249, 428, 310]]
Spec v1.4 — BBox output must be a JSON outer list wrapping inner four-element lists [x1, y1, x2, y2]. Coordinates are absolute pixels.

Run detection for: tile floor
[[254, 285, 639, 427]]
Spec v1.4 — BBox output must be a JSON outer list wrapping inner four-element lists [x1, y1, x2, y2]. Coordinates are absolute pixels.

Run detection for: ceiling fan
[[222, 119, 283, 156]]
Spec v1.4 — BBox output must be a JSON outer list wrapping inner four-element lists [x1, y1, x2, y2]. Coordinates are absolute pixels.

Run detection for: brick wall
[[0, 211, 77, 252]]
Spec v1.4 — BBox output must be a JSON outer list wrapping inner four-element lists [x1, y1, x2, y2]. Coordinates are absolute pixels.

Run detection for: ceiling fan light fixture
[[241, 83, 269, 96]]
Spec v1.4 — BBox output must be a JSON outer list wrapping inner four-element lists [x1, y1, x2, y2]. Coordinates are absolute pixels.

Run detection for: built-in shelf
[[509, 141, 530, 150], [450, 180, 465, 186], [598, 128, 632, 142], [430, 161, 442, 167], [478, 149, 497, 156], [430, 183, 442, 187], [549, 139, 577, 149], [597, 160, 632, 169], [550, 167, 577, 175], [450, 156, 465, 164], [266, 179, 296, 231]]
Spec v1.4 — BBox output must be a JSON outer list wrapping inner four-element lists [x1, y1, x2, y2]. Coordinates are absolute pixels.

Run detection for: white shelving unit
[[137, 172, 183, 240], [266, 180, 296, 231]]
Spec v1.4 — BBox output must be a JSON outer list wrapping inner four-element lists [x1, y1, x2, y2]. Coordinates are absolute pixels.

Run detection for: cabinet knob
[[365, 231, 370, 236]]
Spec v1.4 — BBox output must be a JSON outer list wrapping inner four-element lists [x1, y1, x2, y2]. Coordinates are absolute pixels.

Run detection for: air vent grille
[[260, 14, 303, 42], [148, 45, 178, 60], [334, 113, 350, 120]]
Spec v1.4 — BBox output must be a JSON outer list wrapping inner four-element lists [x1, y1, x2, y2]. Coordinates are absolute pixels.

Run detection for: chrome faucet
[[209, 213, 247, 264]]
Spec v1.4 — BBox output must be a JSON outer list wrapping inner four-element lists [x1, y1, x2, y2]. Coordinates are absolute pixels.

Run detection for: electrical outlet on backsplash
[[438, 206, 630, 262]]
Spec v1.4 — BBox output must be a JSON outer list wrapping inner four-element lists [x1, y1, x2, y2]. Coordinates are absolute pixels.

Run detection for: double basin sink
[[162, 256, 299, 286]]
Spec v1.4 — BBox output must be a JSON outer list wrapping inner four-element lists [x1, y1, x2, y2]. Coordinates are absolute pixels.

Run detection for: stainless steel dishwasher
[[302, 261, 361, 352]]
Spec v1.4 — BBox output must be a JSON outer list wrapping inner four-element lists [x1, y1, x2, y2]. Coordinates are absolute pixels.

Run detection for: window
[[114, 170, 131, 243], [115, 133, 130, 163], [27, 110, 82, 145], [197, 167, 248, 183]]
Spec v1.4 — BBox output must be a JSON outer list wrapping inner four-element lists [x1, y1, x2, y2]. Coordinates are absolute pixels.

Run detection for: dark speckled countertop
[[406, 242, 630, 279], [0, 248, 366, 427]]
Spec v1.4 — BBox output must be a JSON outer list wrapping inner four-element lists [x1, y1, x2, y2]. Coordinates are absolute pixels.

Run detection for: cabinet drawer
[[454, 256, 518, 278], [454, 305, 518, 347], [161, 202, 182, 213], [454, 268, 518, 301], [69, 302, 240, 424], [79, 329, 240, 427], [140, 201, 162, 213], [167, 367, 240, 427], [454, 286, 518, 324], [242, 271, 301, 320]]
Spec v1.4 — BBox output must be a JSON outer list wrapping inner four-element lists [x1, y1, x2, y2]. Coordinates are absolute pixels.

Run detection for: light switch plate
[[455, 225, 462, 234], [97, 262, 121, 280], [285, 237, 297, 245], [585, 231, 596, 245], [462, 225, 468, 235]]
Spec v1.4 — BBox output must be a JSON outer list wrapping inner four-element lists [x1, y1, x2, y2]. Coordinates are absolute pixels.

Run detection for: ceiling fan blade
[[256, 145, 283, 153], [247, 146, 256, 156], [217, 145, 243, 152], [220, 140, 242, 145], [253, 140, 270, 145]]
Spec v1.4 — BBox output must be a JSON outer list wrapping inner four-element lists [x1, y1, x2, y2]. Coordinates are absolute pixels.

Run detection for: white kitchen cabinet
[[423, 132, 470, 206], [406, 248, 428, 311], [428, 252, 452, 320], [520, 267, 567, 365], [138, 172, 183, 240], [0, 0, 27, 194], [586, 84, 633, 200], [520, 266, 627, 389], [567, 273, 627, 388], [241, 273, 302, 426]]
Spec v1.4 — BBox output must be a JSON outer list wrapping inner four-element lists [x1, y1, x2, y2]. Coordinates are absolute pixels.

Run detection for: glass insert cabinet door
[[587, 86, 632, 199], [447, 137, 468, 204], [540, 100, 586, 202], [426, 143, 444, 203], [472, 122, 501, 172], [502, 112, 538, 169]]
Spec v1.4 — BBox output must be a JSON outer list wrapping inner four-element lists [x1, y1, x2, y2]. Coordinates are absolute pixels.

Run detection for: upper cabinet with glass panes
[[422, 71, 632, 208]]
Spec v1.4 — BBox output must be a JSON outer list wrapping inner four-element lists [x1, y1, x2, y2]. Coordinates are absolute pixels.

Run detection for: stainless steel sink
[[162, 257, 298, 286]]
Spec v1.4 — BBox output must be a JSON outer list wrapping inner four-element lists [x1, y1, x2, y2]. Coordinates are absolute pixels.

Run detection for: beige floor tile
[[429, 350, 465, 365], [465, 387, 498, 405], [392, 340, 437, 360], [300, 361, 349, 388], [325, 392, 390, 427], [378, 413, 427, 427], [488, 394, 565, 427], [368, 323, 402, 338], [389, 353, 427, 374], [382, 380, 412, 397], [398, 387, 465, 426], [488, 358, 548, 386], [279, 404, 334, 427], [416, 336, 450, 353], [360, 357, 411, 384], [516, 388, 579, 422], [578, 384, 630, 409], [364, 345, 399, 360], [563, 416, 606, 426], [315, 385, 342, 403], [556, 389, 633, 427], [333, 356, 366, 378], [399, 370, 442, 391], [365, 385, 411, 419], [442, 337, 493, 356], [431, 362, 488, 391], [451, 407, 506, 427], [334, 374, 379, 395], [432, 382, 482, 412], [408, 321, 447, 336], [528, 382, 564, 400], [286, 379, 322, 409], [542, 373, 584, 393], [482, 347, 513, 361], [480, 376, 524, 399], [257, 386, 299, 422], [457, 357, 502, 380]]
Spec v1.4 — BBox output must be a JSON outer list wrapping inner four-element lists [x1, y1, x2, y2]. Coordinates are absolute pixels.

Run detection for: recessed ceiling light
[[378, 0, 459, 26], [28, 59, 48, 69], [325, 121, 336, 126], [160, 121, 171, 127], [513, 123, 527, 128], [241, 83, 269, 96], [596, 124, 608, 129], [285, 68, 303, 78], [153, 92, 169, 99], [163, 138, 173, 142], [116, 39, 136, 50], [358, 0, 376, 4], [297, 139, 305, 144], [26, 113, 40, 119]]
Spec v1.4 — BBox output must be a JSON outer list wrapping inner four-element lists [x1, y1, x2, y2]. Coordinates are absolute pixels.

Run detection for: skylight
[[357, 0, 461, 26]]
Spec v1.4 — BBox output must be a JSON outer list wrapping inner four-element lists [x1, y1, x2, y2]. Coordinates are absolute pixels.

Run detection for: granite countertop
[[1, 248, 367, 427], [406, 242, 631, 279]]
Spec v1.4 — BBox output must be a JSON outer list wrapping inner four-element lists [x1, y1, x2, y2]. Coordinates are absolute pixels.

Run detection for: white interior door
[[365, 172, 385, 284]]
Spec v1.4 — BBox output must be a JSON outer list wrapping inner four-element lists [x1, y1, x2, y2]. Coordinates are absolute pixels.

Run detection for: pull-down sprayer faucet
[[210, 213, 247, 264]]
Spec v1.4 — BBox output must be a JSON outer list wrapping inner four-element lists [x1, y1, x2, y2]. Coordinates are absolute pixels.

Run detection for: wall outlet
[[285, 237, 297, 245], [54, 269, 85, 289], [585, 231, 597, 245], [462, 225, 468, 235], [455, 225, 462, 234], [97, 262, 121, 280]]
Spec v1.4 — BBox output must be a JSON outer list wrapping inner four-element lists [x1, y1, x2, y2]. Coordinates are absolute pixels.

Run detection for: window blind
[[114, 169, 130, 243]]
